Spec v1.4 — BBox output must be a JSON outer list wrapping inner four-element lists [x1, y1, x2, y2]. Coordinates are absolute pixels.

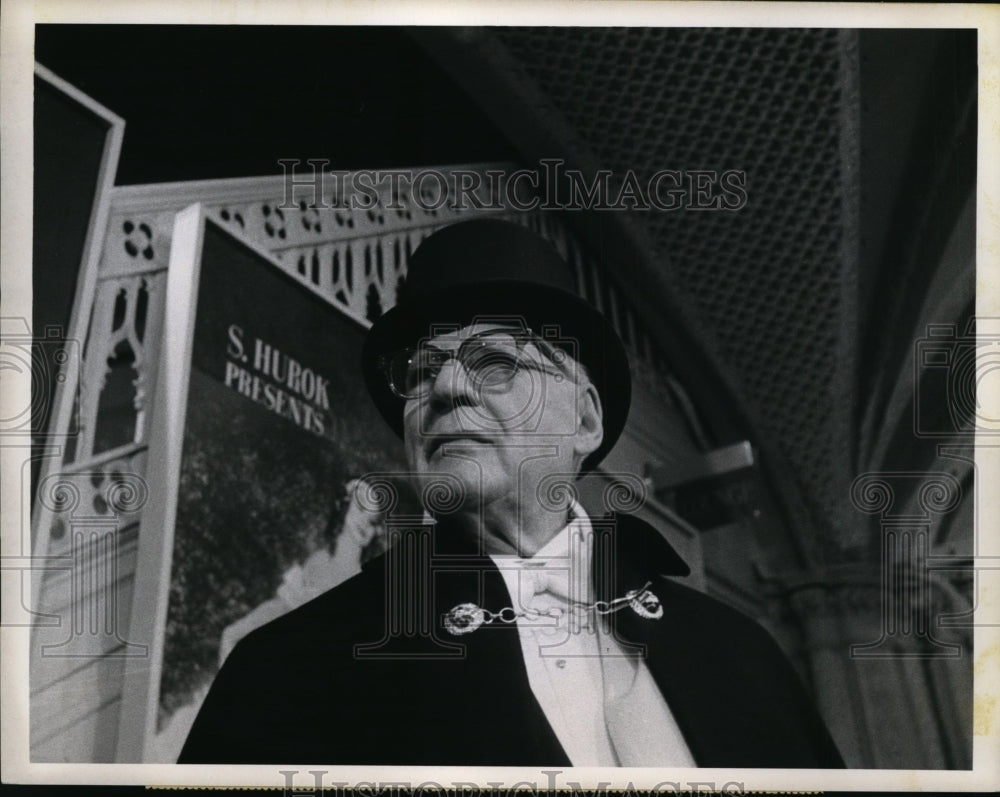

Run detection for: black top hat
[[362, 218, 631, 471]]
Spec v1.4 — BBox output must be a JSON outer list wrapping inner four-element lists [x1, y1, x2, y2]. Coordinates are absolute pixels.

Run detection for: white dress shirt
[[489, 503, 696, 767]]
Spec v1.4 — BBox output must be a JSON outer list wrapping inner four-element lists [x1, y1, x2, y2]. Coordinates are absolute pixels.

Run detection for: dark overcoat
[[178, 514, 844, 767]]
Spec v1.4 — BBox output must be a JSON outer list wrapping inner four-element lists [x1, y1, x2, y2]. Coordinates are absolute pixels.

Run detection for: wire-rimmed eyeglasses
[[378, 327, 574, 400]]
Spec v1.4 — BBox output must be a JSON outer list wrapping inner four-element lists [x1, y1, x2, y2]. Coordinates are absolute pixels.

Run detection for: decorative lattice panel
[[35, 166, 704, 565], [492, 27, 858, 558]]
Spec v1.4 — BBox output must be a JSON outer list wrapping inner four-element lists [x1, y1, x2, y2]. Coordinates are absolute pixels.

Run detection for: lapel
[[386, 512, 759, 767], [595, 513, 823, 767], [590, 513, 736, 767], [607, 582, 721, 766], [417, 512, 699, 766], [425, 544, 572, 766]]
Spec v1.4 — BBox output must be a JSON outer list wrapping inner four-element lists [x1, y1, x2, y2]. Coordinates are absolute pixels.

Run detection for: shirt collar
[[491, 500, 594, 606]]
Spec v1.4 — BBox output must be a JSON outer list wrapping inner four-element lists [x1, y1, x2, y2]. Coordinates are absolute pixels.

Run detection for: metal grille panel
[[494, 27, 856, 553]]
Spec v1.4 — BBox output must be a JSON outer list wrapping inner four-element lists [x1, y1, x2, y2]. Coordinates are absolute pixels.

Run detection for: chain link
[[479, 581, 653, 625]]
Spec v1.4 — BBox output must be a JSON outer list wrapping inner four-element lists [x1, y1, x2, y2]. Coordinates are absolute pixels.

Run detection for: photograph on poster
[[4, 8, 997, 791]]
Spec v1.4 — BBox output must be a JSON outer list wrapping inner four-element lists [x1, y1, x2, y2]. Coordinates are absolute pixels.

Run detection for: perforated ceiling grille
[[492, 28, 857, 554]]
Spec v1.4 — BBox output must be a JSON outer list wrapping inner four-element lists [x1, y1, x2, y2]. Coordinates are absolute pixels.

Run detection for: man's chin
[[429, 457, 514, 508]]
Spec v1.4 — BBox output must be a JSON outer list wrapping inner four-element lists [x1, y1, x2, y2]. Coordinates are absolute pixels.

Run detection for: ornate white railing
[[40, 164, 698, 535], [31, 162, 706, 761]]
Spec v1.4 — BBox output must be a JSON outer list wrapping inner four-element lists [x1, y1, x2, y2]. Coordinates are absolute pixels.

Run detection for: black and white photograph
[[1, 1, 998, 792]]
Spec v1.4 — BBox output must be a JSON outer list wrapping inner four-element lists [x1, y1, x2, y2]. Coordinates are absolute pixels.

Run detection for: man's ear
[[574, 381, 604, 461]]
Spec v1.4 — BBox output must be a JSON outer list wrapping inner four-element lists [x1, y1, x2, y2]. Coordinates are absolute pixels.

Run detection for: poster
[[125, 207, 419, 761]]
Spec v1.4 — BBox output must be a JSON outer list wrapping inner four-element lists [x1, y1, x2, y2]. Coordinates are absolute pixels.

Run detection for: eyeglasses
[[379, 327, 573, 400]]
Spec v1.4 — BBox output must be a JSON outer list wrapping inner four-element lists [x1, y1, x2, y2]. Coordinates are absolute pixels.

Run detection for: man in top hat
[[179, 219, 844, 768]]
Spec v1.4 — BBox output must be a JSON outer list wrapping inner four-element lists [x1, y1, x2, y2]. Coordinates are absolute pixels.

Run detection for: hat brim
[[362, 279, 632, 472]]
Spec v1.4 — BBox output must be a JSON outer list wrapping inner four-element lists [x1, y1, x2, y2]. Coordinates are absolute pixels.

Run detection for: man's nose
[[427, 357, 477, 406]]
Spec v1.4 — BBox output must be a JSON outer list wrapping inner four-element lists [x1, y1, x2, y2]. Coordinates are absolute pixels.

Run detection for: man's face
[[401, 323, 594, 515]]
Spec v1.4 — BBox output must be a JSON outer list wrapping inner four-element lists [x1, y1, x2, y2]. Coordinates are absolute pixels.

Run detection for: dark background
[[35, 25, 518, 185]]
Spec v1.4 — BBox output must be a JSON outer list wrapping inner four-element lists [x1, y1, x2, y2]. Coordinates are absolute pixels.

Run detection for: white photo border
[[2, 0, 998, 791]]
